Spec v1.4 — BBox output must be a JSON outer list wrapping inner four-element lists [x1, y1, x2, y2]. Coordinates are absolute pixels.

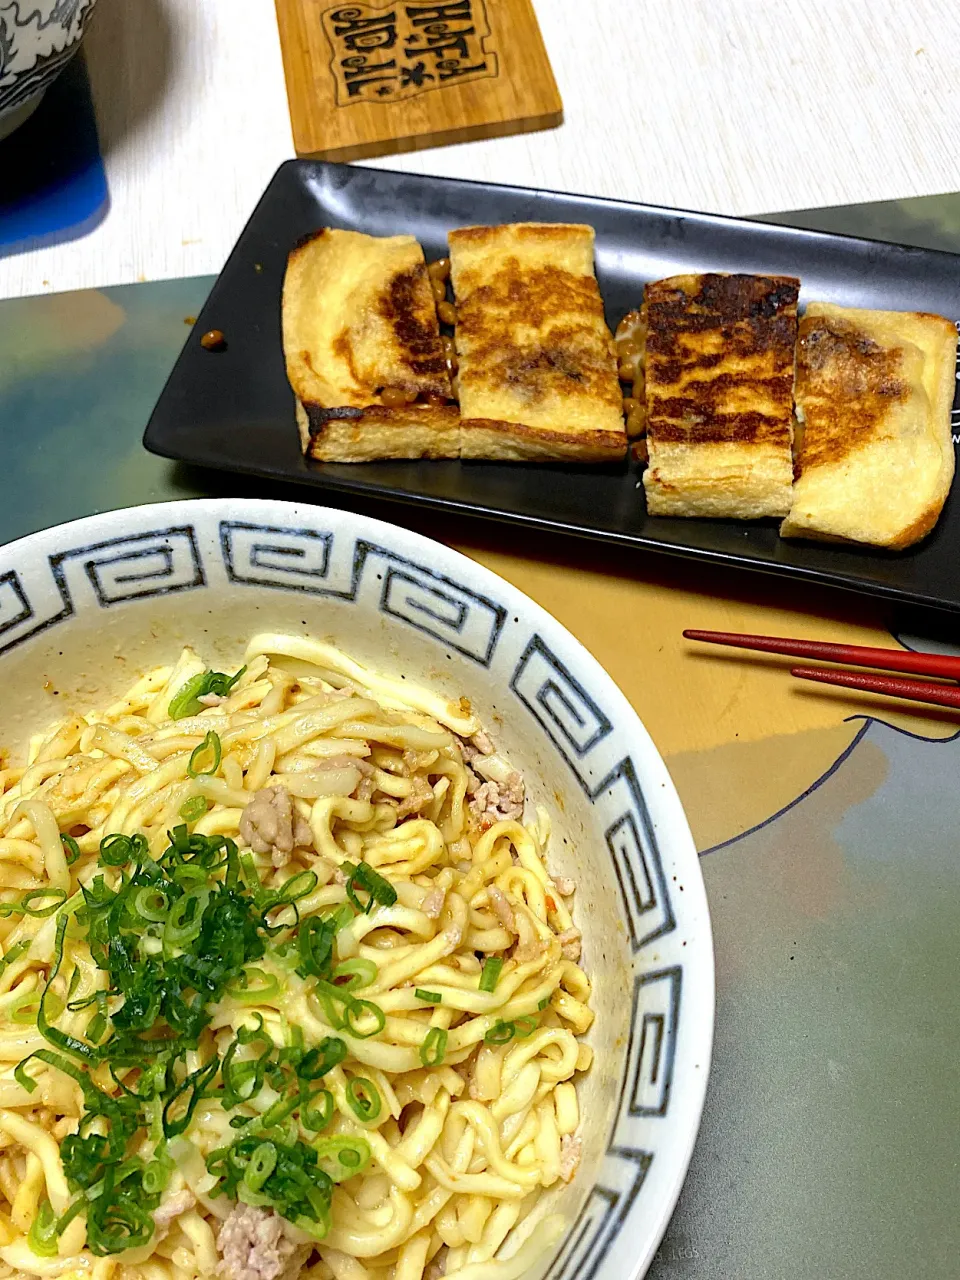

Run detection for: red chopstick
[[683, 627, 960, 714], [682, 629, 960, 681], [791, 666, 960, 709]]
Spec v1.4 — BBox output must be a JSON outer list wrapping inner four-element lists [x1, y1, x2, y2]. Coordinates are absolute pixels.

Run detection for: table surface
[[1, 191, 959, 1278], [5, 0, 960, 298]]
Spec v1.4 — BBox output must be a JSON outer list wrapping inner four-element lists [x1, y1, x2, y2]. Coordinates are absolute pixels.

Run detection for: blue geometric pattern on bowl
[[0, 502, 713, 1280], [0, 0, 98, 117], [219, 521, 508, 667]]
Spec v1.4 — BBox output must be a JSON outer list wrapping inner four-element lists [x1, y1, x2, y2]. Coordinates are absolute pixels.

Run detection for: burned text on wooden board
[[321, 0, 498, 105]]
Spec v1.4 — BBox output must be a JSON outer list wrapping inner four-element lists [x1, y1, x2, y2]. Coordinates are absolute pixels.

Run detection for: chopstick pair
[[683, 629, 960, 711]]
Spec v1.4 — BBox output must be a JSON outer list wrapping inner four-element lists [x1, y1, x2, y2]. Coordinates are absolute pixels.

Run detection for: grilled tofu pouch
[[781, 303, 958, 549], [642, 272, 799, 518], [448, 223, 627, 462], [283, 228, 458, 462]]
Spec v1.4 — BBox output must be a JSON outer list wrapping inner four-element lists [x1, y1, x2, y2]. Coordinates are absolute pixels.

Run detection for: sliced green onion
[[276, 870, 318, 904], [291, 1213, 330, 1244], [300, 1088, 334, 1132], [343, 998, 385, 1040], [12, 989, 62, 1024], [214, 665, 247, 695], [260, 901, 299, 937], [209, 1132, 335, 1235], [0, 887, 67, 918], [10, 798, 400, 1252], [226, 968, 280, 1005], [244, 1141, 277, 1193], [259, 1091, 301, 1131], [10, 994, 39, 1025], [221, 1040, 266, 1106], [332, 957, 377, 991], [538, 996, 551, 1011], [345, 1077, 381, 1123], [27, 1200, 58, 1258], [168, 672, 213, 720], [85, 1189, 156, 1252], [133, 886, 169, 923], [165, 858, 208, 891], [238, 1014, 268, 1046], [162, 1057, 219, 1139], [298, 1037, 347, 1081], [163, 888, 210, 948], [179, 795, 209, 823], [204, 1143, 233, 1178], [238, 849, 262, 894], [419, 1026, 448, 1067], [269, 938, 299, 973], [142, 1153, 173, 1197], [99, 832, 148, 866], [484, 1020, 515, 1045], [38, 914, 97, 1062], [0, 939, 30, 977], [188, 731, 221, 778], [513, 1015, 537, 1038], [341, 861, 397, 913], [60, 833, 81, 865], [52, 1196, 86, 1241], [313, 1134, 371, 1182], [168, 667, 246, 720], [14, 1055, 38, 1092], [331, 902, 354, 931], [65, 968, 82, 1004], [314, 981, 349, 1031], [415, 989, 442, 1004], [297, 914, 341, 980], [86, 992, 109, 1043], [342, 868, 365, 914], [479, 957, 503, 993]]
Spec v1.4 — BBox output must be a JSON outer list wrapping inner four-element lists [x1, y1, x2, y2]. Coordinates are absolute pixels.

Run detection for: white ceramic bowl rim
[[0, 499, 715, 1280], [0, 0, 98, 118]]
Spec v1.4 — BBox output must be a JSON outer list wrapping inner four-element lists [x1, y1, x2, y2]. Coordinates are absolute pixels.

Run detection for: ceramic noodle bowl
[[0, 0, 98, 140], [0, 498, 714, 1280]]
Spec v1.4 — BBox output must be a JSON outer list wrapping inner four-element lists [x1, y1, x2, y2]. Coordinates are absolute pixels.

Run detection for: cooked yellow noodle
[[0, 634, 591, 1280]]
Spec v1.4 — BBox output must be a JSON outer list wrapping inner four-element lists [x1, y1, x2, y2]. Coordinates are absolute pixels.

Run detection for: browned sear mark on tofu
[[331, 331, 360, 387], [379, 267, 448, 380], [794, 315, 909, 473], [458, 262, 620, 410], [501, 338, 587, 394], [652, 408, 793, 445], [646, 273, 798, 448]]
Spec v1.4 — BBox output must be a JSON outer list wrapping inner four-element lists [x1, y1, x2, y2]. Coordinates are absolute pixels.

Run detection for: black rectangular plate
[[144, 160, 960, 613]]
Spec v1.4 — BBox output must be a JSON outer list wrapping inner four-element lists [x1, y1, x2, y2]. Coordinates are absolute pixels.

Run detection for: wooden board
[[274, 0, 563, 162]]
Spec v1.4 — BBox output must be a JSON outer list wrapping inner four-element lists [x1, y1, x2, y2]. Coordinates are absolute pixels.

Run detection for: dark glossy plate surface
[[144, 160, 960, 612]]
